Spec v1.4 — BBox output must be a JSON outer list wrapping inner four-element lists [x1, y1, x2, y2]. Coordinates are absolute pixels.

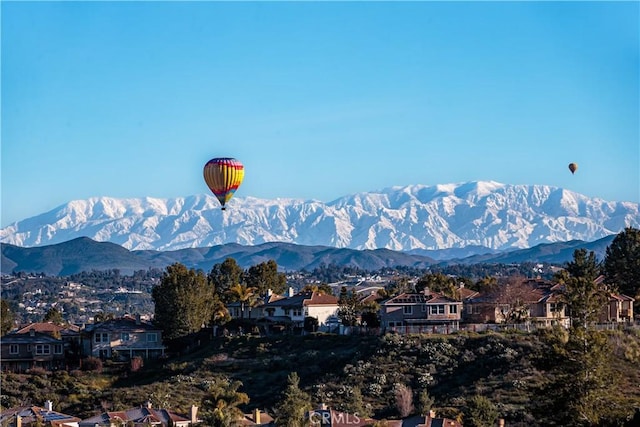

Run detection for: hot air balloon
[[568, 163, 578, 175], [203, 157, 245, 210]]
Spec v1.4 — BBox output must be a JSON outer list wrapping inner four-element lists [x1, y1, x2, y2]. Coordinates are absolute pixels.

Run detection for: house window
[[147, 333, 158, 343], [54, 344, 63, 354], [449, 305, 458, 314], [94, 332, 109, 343], [549, 303, 562, 313], [9, 344, 18, 354], [467, 306, 473, 314], [284, 309, 290, 316], [35, 344, 51, 355], [403, 305, 413, 315], [421, 305, 427, 312], [121, 332, 130, 341], [293, 309, 302, 317], [429, 305, 445, 315], [27, 344, 32, 353]]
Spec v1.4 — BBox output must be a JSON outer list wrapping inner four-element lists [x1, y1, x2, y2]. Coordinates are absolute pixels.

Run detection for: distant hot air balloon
[[568, 163, 578, 175], [203, 157, 245, 210]]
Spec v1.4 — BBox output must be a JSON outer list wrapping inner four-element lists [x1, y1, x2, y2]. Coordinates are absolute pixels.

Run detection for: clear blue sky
[[2, 1, 638, 227]]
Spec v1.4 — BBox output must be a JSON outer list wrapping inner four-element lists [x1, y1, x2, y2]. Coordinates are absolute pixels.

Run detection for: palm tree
[[226, 284, 258, 319]]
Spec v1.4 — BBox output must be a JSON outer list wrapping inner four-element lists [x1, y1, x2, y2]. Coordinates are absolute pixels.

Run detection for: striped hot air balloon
[[203, 157, 245, 210]]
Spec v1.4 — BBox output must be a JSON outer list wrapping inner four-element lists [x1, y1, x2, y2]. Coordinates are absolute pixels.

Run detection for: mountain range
[[1, 181, 638, 253], [0, 234, 618, 276]]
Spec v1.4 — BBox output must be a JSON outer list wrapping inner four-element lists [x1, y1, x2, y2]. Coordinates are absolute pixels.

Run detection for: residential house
[[82, 315, 165, 360], [0, 401, 80, 427], [78, 403, 197, 427], [595, 276, 635, 323], [380, 291, 463, 333], [259, 290, 339, 328], [227, 289, 287, 320], [239, 409, 275, 426], [0, 329, 67, 372], [15, 322, 82, 362], [463, 280, 569, 328], [603, 293, 635, 322]]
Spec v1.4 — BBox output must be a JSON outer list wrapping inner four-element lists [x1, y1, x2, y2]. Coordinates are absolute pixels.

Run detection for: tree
[[1, 299, 15, 336], [415, 273, 460, 299], [226, 284, 258, 320], [301, 283, 334, 295], [43, 307, 64, 324], [337, 287, 360, 327], [557, 249, 607, 330], [209, 258, 244, 302], [203, 376, 249, 427], [463, 395, 498, 427], [603, 227, 640, 299], [415, 388, 435, 417], [152, 263, 214, 341], [394, 384, 414, 418], [544, 249, 615, 426], [275, 372, 312, 427], [245, 260, 287, 296]]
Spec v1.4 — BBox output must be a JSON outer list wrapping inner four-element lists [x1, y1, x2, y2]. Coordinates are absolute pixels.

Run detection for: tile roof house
[[0, 401, 81, 427], [250, 290, 339, 329], [0, 329, 67, 372], [82, 315, 165, 360], [463, 279, 570, 327], [380, 291, 463, 334], [239, 408, 275, 426], [78, 403, 197, 427], [595, 276, 635, 323]]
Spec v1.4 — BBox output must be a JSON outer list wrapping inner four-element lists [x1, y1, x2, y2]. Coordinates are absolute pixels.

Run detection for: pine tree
[[275, 372, 313, 427], [603, 227, 640, 299], [543, 249, 617, 426], [463, 395, 498, 427]]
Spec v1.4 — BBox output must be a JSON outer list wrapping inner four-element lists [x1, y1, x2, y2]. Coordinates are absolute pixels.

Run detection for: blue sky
[[2, 1, 638, 227]]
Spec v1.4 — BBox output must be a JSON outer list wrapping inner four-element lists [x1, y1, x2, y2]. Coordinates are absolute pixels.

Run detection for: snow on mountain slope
[[1, 181, 638, 252]]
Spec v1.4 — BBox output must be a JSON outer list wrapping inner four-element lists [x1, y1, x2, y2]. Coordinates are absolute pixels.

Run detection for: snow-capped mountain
[[2, 181, 638, 252]]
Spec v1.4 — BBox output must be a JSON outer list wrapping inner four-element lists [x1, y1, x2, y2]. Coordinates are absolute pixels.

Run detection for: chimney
[[266, 289, 273, 297], [253, 408, 261, 424], [146, 401, 152, 409], [45, 400, 53, 411], [287, 287, 295, 297], [29, 328, 35, 337], [428, 410, 436, 419], [135, 314, 141, 325], [16, 415, 22, 427], [189, 405, 198, 424], [499, 419, 505, 427], [320, 403, 328, 410]]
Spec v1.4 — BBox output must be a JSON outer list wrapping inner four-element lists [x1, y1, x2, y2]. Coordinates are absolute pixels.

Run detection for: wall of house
[[307, 305, 339, 326]]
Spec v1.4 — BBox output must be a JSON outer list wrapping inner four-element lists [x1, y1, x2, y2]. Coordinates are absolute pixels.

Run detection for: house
[[603, 293, 635, 322], [78, 403, 197, 427], [261, 290, 339, 327], [239, 408, 275, 426], [463, 280, 569, 328], [380, 291, 463, 333], [0, 329, 67, 372], [595, 276, 635, 323], [15, 322, 82, 362], [82, 315, 165, 360], [227, 289, 287, 320], [0, 401, 81, 427]]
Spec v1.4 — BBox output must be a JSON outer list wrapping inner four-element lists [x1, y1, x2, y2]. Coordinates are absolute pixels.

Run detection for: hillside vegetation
[[2, 329, 639, 426]]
